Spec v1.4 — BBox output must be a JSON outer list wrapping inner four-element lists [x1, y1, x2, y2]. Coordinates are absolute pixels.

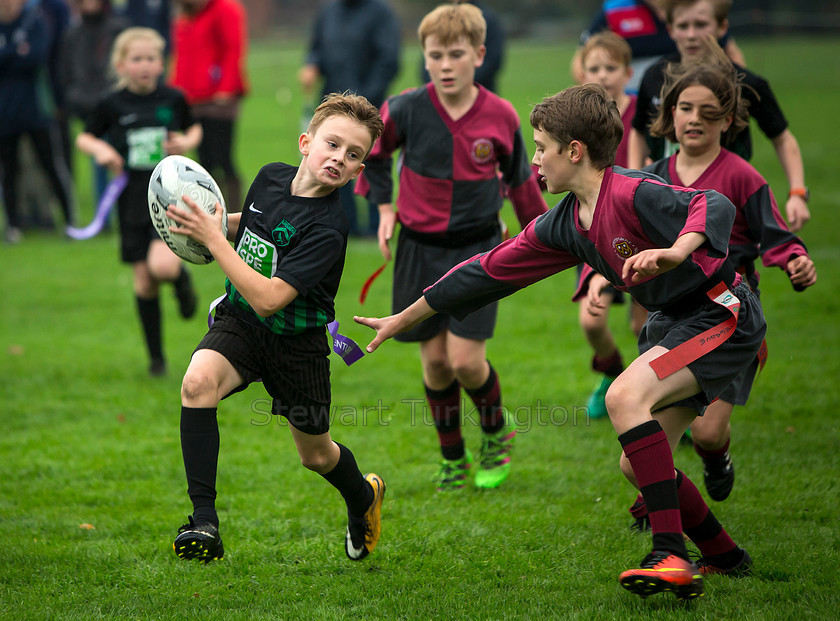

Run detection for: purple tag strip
[[65, 172, 129, 240], [328, 320, 365, 366], [207, 293, 227, 328], [208, 299, 363, 367]]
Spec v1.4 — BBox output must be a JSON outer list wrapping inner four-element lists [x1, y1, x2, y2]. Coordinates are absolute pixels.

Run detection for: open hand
[[166, 195, 226, 247]]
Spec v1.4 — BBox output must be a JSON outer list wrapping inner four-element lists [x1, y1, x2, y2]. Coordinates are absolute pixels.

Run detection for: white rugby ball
[[147, 155, 228, 265]]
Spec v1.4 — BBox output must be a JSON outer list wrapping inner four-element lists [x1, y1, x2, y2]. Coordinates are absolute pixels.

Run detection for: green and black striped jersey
[[222, 162, 348, 335]]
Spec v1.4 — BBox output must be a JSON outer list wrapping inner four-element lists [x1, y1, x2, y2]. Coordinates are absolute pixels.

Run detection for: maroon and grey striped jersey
[[423, 167, 738, 317], [357, 82, 546, 234], [644, 148, 808, 289]]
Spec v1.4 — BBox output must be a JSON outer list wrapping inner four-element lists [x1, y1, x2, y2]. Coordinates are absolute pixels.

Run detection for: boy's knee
[[423, 357, 452, 383], [299, 450, 333, 474], [451, 358, 485, 386], [181, 370, 217, 404], [691, 420, 728, 448], [603, 380, 630, 417]]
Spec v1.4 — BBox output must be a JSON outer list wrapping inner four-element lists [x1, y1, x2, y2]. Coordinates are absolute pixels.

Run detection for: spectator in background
[[40, 0, 71, 166], [116, 0, 170, 53], [419, 0, 505, 93], [1, 0, 76, 243], [61, 0, 128, 206], [298, 0, 400, 237], [16, 0, 72, 231], [169, 0, 248, 210], [572, 0, 745, 94]]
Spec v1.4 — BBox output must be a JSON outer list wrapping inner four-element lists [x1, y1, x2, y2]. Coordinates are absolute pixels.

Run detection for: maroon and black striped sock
[[426, 379, 464, 460], [592, 349, 624, 378], [693, 438, 730, 460], [465, 363, 504, 435], [619, 420, 687, 559], [676, 470, 738, 557]]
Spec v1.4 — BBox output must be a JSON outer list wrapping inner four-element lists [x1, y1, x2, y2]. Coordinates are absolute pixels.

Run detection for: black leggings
[[0, 128, 74, 228]]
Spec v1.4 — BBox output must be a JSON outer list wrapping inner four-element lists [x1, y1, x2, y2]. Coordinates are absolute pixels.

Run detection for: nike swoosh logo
[[119, 113, 138, 124], [248, 203, 262, 213], [345, 527, 365, 559]]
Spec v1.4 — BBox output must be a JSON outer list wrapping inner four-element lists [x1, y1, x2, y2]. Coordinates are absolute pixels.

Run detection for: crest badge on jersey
[[273, 219, 297, 247], [613, 237, 637, 260], [471, 138, 494, 164]]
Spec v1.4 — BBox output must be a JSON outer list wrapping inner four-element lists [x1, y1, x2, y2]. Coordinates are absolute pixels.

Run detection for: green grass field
[[2, 37, 839, 619]]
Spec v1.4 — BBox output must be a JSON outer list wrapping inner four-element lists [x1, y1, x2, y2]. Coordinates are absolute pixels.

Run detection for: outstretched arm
[[622, 232, 707, 283], [355, 296, 435, 353]]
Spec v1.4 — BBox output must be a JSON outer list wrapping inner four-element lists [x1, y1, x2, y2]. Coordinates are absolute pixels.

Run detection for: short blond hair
[[530, 84, 623, 170], [309, 92, 384, 158], [110, 27, 165, 89], [418, 3, 486, 50], [581, 31, 632, 69]]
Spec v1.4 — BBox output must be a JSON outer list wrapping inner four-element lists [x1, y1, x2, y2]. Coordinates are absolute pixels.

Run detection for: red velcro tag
[[649, 282, 740, 380], [359, 262, 388, 305]]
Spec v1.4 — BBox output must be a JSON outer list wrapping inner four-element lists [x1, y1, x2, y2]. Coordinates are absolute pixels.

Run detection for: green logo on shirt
[[238, 227, 276, 277], [155, 106, 174, 125], [273, 219, 296, 247]]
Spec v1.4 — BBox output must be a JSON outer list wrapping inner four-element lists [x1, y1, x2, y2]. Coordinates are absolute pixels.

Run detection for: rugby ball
[[147, 155, 228, 265]]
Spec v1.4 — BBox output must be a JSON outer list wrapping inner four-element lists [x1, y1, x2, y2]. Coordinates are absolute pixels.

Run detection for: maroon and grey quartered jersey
[[644, 148, 808, 289], [423, 167, 737, 317], [357, 82, 546, 234]]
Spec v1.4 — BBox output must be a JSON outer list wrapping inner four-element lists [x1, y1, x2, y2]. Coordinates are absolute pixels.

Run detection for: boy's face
[[118, 39, 164, 94], [582, 48, 632, 100], [532, 128, 572, 195], [423, 35, 485, 98], [78, 0, 104, 16], [300, 115, 371, 191], [668, 0, 728, 58], [673, 84, 731, 156]]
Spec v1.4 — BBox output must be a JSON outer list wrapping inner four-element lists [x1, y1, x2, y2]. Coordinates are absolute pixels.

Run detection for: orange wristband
[[787, 187, 810, 202]]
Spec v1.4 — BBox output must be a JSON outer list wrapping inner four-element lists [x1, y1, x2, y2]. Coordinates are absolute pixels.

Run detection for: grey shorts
[[195, 304, 332, 435], [639, 282, 766, 413], [392, 227, 501, 343]]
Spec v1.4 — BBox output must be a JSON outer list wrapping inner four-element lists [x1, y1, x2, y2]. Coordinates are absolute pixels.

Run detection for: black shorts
[[392, 226, 501, 343], [195, 304, 332, 435], [639, 282, 766, 413], [118, 177, 160, 263]]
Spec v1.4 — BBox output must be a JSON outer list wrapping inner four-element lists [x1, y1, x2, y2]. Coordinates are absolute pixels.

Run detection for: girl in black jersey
[[76, 28, 202, 376]]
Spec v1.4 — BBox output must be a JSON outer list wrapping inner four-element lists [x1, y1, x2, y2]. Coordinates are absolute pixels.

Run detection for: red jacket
[[169, 0, 248, 104]]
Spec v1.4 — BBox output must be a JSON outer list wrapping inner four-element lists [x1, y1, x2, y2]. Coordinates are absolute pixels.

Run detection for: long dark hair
[[649, 36, 750, 145]]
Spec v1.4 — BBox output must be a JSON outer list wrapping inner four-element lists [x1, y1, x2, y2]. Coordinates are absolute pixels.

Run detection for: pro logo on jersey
[[613, 237, 638, 260], [238, 227, 277, 277], [272, 219, 296, 247], [471, 139, 494, 164]]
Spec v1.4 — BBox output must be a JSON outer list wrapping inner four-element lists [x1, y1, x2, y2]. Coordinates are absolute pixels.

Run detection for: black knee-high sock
[[321, 443, 373, 517], [136, 295, 163, 362], [180, 406, 220, 526], [465, 362, 503, 434], [174, 266, 191, 291]]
